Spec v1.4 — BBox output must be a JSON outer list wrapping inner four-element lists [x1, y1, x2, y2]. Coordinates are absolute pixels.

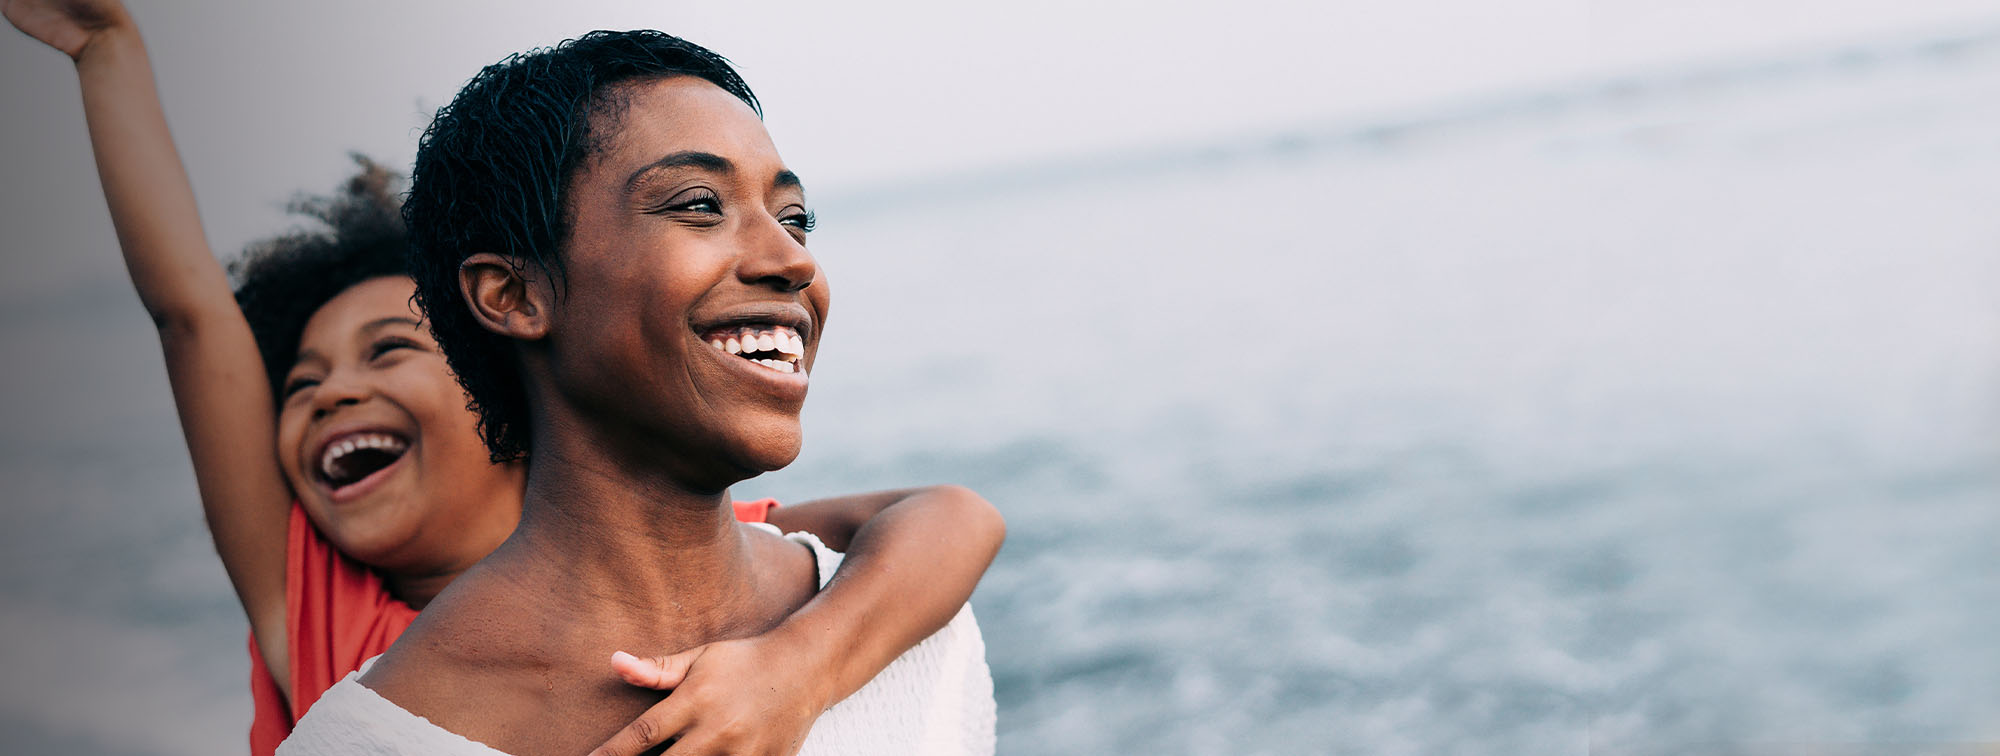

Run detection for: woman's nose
[[737, 214, 816, 293]]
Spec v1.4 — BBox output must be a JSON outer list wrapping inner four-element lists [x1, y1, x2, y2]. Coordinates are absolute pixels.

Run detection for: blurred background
[[3, 1, 1998, 753]]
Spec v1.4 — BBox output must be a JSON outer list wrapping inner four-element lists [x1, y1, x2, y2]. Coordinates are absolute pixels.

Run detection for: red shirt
[[248, 498, 781, 755]]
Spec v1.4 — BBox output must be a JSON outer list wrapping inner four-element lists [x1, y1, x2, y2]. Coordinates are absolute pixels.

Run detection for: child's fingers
[[659, 715, 775, 756], [586, 695, 696, 756], [659, 730, 730, 756], [609, 647, 704, 690]]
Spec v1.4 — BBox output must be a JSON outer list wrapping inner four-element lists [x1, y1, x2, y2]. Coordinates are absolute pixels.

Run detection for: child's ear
[[459, 253, 551, 341]]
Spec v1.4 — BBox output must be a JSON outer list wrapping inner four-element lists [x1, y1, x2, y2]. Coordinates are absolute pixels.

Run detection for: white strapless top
[[278, 526, 996, 756]]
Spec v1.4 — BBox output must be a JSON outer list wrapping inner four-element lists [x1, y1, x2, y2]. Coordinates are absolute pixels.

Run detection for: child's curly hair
[[231, 155, 413, 397]]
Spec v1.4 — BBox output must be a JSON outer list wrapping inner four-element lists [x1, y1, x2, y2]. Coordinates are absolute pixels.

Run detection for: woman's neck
[[481, 430, 773, 639], [355, 431, 817, 756]]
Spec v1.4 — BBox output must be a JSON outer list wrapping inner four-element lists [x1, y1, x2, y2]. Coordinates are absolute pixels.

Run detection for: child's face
[[536, 76, 829, 487], [275, 276, 523, 573]]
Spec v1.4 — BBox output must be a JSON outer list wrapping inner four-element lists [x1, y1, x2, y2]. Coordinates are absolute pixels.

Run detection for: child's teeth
[[757, 333, 776, 352], [319, 433, 411, 484], [726, 337, 741, 355], [712, 339, 724, 351]]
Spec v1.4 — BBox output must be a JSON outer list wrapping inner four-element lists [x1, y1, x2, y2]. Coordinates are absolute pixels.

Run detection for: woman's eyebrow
[[624, 151, 734, 194], [775, 169, 804, 196]]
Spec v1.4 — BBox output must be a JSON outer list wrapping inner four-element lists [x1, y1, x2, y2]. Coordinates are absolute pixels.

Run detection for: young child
[[284, 30, 995, 756], [2, 3, 1005, 755]]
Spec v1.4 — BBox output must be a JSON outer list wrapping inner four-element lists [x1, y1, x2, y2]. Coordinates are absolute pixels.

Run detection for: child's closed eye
[[281, 376, 319, 400], [369, 337, 423, 361]]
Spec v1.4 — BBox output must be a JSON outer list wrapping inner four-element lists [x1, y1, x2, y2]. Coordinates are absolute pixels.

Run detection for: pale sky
[[2, 0, 1995, 296]]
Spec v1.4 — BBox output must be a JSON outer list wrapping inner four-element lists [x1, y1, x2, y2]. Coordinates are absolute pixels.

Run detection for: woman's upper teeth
[[709, 325, 804, 364]]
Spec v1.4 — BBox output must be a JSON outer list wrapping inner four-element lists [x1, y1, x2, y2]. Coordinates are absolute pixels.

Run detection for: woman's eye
[[781, 209, 818, 234], [658, 190, 721, 215]]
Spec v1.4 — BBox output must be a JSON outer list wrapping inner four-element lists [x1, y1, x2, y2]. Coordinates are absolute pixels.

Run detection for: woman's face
[[275, 275, 523, 573], [536, 76, 829, 490]]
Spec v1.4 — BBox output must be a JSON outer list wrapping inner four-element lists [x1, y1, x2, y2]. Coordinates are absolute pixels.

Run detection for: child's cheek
[[275, 411, 310, 494]]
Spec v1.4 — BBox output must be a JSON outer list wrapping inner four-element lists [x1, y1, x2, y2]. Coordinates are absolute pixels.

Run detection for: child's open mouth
[[316, 431, 412, 496], [702, 324, 805, 375]]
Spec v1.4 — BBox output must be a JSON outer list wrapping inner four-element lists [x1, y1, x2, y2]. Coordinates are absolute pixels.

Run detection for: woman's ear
[[459, 252, 552, 341]]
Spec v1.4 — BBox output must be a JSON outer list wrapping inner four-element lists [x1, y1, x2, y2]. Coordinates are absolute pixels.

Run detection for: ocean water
[[4, 27, 2000, 756]]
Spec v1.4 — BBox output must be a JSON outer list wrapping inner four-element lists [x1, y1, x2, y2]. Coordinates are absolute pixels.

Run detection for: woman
[[282, 30, 996, 756], [3, 4, 1003, 754]]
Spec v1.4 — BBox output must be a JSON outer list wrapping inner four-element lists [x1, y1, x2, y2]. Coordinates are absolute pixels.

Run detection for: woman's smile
[[691, 300, 816, 400], [705, 325, 805, 375]]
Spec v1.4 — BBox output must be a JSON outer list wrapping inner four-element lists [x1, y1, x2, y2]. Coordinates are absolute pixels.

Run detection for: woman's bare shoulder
[[357, 570, 562, 738]]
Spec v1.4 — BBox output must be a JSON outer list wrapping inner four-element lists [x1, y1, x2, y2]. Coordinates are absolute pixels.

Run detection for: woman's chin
[[738, 428, 804, 473], [700, 447, 800, 492]]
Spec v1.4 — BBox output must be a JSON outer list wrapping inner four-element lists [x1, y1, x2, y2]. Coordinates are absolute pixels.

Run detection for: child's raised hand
[[3, 0, 131, 60], [589, 635, 836, 756]]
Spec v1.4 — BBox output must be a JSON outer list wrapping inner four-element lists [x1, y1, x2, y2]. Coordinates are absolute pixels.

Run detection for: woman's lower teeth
[[746, 357, 796, 374]]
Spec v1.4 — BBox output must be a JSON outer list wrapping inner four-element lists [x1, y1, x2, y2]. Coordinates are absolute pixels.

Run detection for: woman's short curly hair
[[402, 30, 761, 463], [232, 156, 411, 396]]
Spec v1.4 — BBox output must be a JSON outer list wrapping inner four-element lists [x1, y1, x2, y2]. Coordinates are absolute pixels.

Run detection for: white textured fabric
[[278, 525, 996, 756]]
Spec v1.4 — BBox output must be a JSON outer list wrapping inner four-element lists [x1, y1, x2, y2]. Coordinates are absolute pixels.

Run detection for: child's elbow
[[147, 303, 197, 336], [146, 299, 231, 340]]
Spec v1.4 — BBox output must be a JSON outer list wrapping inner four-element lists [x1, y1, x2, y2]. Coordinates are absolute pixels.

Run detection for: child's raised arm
[[6, 0, 295, 690], [592, 484, 1005, 756]]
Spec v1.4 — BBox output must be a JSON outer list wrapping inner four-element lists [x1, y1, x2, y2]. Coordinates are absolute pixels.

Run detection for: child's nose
[[310, 371, 369, 420]]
